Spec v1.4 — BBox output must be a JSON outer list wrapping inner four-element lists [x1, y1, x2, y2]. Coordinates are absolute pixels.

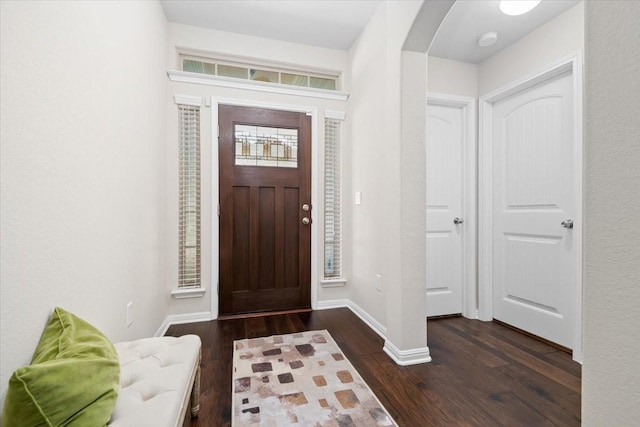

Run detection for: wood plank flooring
[[166, 308, 581, 426]]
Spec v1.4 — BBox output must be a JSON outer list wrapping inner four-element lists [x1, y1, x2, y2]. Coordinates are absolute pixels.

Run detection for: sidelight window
[[324, 115, 344, 280], [178, 103, 201, 289]]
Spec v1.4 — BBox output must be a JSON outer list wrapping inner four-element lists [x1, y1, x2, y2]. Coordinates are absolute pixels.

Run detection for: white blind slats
[[178, 104, 201, 289], [324, 118, 342, 279]]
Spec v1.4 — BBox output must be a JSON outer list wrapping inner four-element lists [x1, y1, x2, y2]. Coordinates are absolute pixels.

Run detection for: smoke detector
[[478, 32, 498, 47]]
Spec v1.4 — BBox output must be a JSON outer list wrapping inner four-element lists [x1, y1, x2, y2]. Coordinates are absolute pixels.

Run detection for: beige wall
[[427, 56, 478, 98], [478, 2, 584, 95], [583, 1, 640, 425], [348, 0, 436, 352], [0, 0, 168, 406]]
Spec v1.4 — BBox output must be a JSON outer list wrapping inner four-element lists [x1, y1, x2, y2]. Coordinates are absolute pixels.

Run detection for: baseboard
[[345, 301, 388, 340], [316, 299, 388, 341], [157, 303, 430, 366], [315, 299, 350, 310], [155, 311, 212, 337], [383, 340, 431, 366]]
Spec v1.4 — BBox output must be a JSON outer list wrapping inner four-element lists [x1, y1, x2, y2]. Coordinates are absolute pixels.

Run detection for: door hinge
[[217, 204, 220, 216], [217, 125, 220, 138]]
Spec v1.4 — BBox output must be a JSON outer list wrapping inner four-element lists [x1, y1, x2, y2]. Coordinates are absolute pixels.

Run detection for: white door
[[426, 103, 464, 317], [492, 71, 575, 348]]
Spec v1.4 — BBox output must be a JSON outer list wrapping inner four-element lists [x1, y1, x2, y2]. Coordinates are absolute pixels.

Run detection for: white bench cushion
[[108, 335, 201, 427]]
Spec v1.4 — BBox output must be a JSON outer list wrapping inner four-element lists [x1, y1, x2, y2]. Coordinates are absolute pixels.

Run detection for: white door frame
[[427, 92, 477, 319], [478, 52, 584, 362], [209, 97, 319, 320]]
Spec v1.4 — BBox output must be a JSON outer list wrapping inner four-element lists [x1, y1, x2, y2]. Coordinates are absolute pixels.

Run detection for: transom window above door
[[234, 124, 298, 168], [180, 55, 339, 91]]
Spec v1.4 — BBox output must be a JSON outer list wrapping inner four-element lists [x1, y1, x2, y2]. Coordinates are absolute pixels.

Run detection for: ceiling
[[160, 0, 580, 63], [429, 0, 580, 63], [159, 0, 380, 51]]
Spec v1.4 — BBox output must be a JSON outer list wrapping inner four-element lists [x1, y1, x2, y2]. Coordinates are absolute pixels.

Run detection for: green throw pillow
[[2, 307, 120, 426]]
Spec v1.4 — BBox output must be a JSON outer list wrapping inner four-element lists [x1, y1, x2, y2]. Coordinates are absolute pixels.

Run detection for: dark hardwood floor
[[166, 308, 581, 426]]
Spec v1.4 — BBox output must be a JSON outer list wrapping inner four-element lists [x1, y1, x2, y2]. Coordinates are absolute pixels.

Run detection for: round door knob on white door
[[453, 217, 464, 225], [302, 217, 311, 225]]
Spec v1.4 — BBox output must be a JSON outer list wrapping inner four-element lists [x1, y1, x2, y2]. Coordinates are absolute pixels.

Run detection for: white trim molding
[[383, 341, 432, 366], [427, 92, 478, 320], [320, 279, 347, 288], [171, 288, 207, 299], [324, 110, 347, 121], [155, 311, 212, 337], [168, 71, 349, 102], [174, 94, 202, 106], [478, 51, 584, 363]]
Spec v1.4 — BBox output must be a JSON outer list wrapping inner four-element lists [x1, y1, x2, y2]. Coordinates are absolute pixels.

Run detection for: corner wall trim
[[155, 311, 212, 337], [383, 341, 432, 366]]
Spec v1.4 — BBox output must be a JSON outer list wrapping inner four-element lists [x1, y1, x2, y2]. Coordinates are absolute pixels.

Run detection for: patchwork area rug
[[232, 330, 397, 426]]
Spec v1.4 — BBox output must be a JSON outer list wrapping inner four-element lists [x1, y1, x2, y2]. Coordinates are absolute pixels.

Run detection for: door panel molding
[[210, 97, 319, 320], [478, 52, 583, 362], [427, 93, 477, 319]]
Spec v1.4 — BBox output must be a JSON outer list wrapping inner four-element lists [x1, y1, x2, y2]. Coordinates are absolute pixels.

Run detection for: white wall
[[427, 56, 477, 98], [347, 2, 395, 329], [478, 2, 584, 95], [163, 24, 350, 318], [348, 0, 435, 353], [583, 1, 640, 425], [0, 0, 168, 406]]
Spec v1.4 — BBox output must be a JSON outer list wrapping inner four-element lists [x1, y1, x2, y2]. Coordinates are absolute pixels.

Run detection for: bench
[[107, 335, 202, 427]]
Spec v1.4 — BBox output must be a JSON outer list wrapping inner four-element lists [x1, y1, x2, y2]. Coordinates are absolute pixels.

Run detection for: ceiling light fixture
[[499, 0, 541, 16], [478, 32, 498, 47]]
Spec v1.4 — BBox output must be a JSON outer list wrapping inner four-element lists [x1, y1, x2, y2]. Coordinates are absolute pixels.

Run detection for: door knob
[[561, 219, 574, 229], [302, 217, 311, 225], [453, 217, 464, 225], [302, 203, 311, 212]]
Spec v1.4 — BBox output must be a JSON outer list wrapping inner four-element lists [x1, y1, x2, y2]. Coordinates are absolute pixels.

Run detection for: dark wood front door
[[219, 105, 311, 315]]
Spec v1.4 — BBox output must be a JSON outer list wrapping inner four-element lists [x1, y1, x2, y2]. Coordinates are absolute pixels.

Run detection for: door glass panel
[[235, 124, 298, 168]]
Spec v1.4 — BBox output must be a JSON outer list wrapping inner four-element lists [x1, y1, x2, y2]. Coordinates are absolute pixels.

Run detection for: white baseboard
[[155, 311, 211, 337], [316, 299, 387, 340], [315, 299, 350, 310], [157, 302, 431, 367], [383, 340, 432, 366]]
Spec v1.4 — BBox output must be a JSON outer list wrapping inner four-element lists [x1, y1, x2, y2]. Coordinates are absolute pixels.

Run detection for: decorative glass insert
[[235, 125, 298, 168]]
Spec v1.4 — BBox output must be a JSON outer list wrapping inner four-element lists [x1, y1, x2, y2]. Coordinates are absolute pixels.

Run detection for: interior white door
[[426, 103, 464, 317], [492, 71, 575, 348]]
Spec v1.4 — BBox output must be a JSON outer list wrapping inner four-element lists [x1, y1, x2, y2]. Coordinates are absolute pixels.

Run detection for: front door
[[491, 70, 575, 348], [426, 102, 464, 317], [219, 105, 312, 315]]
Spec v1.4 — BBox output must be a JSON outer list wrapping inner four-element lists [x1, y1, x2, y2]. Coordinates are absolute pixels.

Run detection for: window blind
[[324, 118, 342, 279], [178, 104, 201, 288]]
